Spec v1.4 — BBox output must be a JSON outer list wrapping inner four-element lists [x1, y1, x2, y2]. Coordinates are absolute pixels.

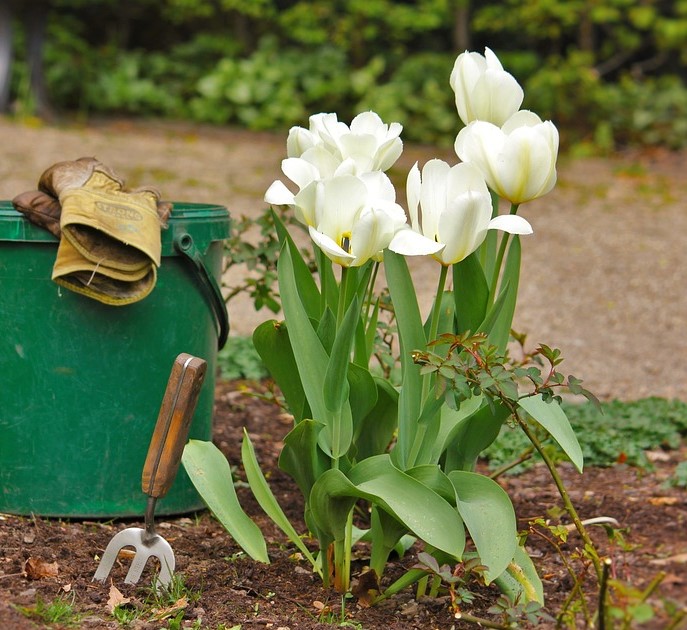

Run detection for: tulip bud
[[450, 48, 524, 127], [455, 111, 559, 205]]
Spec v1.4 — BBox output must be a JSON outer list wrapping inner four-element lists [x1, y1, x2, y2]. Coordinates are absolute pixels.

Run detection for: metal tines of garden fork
[[93, 353, 207, 591]]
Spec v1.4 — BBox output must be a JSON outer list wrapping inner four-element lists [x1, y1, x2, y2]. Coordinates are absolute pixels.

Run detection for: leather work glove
[[13, 158, 172, 306], [11, 189, 62, 238]]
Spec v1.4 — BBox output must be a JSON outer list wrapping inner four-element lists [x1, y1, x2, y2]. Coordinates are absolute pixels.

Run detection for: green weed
[[484, 397, 687, 473], [16, 593, 84, 627], [111, 573, 202, 628], [217, 336, 269, 381]]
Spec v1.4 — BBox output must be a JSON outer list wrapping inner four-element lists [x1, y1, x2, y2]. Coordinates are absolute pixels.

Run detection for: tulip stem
[[410, 264, 449, 467], [428, 264, 449, 345], [487, 203, 519, 306], [337, 266, 349, 328], [364, 262, 380, 326]]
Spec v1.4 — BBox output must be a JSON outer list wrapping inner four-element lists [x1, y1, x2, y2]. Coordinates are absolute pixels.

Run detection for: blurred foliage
[[485, 397, 687, 473], [5, 0, 687, 149]]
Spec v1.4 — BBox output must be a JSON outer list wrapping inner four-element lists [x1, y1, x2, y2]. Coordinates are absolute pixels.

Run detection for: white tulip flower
[[286, 111, 403, 174], [265, 111, 405, 229], [303, 172, 442, 268], [404, 159, 532, 266], [454, 110, 559, 205], [450, 47, 524, 127]]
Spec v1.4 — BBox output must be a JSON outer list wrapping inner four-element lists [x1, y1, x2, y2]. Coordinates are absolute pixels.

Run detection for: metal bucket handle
[[173, 232, 229, 350]]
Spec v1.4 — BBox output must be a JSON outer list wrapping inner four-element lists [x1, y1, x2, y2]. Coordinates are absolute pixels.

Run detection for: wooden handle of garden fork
[[141, 353, 207, 498]]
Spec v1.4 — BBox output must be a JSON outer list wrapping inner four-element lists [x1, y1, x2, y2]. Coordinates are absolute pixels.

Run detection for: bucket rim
[[0, 200, 230, 245]]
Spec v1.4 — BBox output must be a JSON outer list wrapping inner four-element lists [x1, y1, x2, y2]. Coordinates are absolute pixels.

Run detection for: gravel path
[[2, 116, 686, 401]]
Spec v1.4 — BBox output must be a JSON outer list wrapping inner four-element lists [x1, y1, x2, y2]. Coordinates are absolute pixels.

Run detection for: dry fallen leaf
[[312, 600, 328, 613], [23, 557, 59, 580], [649, 552, 687, 566], [351, 568, 380, 608], [150, 596, 188, 621], [648, 496, 680, 506], [106, 584, 131, 614], [661, 572, 685, 586]]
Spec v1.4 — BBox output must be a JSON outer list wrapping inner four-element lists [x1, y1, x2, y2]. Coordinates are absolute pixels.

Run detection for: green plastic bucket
[[0, 201, 230, 517]]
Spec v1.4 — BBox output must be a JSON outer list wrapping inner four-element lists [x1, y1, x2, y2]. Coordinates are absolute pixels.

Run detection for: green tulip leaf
[[316, 307, 336, 355], [407, 394, 445, 467], [316, 247, 339, 314], [347, 363, 378, 430], [519, 394, 584, 473], [273, 210, 320, 319], [448, 470, 518, 583], [278, 245, 330, 428], [253, 319, 309, 422], [352, 376, 397, 461], [278, 419, 328, 499], [309, 469, 359, 541], [424, 290, 454, 337], [478, 191, 501, 281], [431, 394, 484, 463], [487, 235, 521, 352], [310, 456, 465, 559], [477, 279, 510, 339], [453, 252, 489, 334], [442, 401, 510, 473], [493, 542, 544, 605], [361, 299, 380, 364], [323, 294, 359, 414], [384, 250, 425, 468], [405, 464, 456, 504], [349, 455, 465, 558], [182, 440, 269, 563], [241, 430, 319, 569], [368, 505, 412, 577]]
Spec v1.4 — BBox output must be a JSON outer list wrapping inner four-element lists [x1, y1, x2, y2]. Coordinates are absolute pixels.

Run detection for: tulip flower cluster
[[185, 47, 572, 611], [266, 48, 558, 271], [265, 111, 442, 267], [451, 48, 559, 205]]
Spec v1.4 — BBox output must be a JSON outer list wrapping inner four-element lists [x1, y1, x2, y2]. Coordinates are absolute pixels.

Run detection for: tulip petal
[[317, 175, 368, 241], [447, 162, 490, 200], [301, 146, 342, 179], [455, 122, 505, 194], [420, 159, 451, 240], [350, 111, 384, 134], [375, 136, 403, 171], [264, 180, 295, 205], [339, 134, 379, 172], [451, 48, 523, 126], [388, 226, 444, 257], [293, 181, 320, 226], [498, 128, 556, 203], [282, 157, 320, 189], [501, 109, 543, 133], [488, 214, 533, 235], [361, 171, 396, 202], [349, 207, 396, 266], [286, 126, 315, 158], [309, 226, 355, 267], [437, 191, 492, 265], [406, 162, 422, 231]]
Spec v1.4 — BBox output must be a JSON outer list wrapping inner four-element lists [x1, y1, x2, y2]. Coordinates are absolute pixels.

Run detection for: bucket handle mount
[[173, 232, 229, 350]]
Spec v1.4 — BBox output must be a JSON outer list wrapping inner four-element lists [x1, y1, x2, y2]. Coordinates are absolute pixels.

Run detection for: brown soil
[[1, 380, 686, 629], [1, 117, 686, 628]]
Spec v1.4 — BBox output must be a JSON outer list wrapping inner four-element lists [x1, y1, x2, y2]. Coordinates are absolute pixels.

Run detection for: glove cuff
[[52, 237, 156, 306]]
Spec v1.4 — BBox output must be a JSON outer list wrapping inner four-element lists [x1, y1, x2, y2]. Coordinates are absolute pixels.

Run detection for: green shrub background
[[7, 0, 687, 150]]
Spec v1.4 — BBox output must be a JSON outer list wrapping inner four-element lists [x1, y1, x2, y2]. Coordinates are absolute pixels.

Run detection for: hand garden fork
[[93, 353, 207, 591]]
